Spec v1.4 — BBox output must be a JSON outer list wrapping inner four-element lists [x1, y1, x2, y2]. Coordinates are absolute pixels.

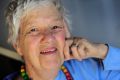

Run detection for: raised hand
[[63, 37, 108, 61]]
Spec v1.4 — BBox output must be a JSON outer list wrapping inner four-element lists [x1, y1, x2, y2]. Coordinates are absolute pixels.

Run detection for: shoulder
[[63, 59, 102, 79], [64, 58, 100, 67], [63, 58, 101, 73]]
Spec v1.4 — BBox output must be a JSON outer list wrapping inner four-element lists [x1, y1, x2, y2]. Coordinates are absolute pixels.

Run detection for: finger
[[64, 38, 74, 61], [77, 45, 87, 59], [64, 42, 71, 61], [70, 44, 81, 60]]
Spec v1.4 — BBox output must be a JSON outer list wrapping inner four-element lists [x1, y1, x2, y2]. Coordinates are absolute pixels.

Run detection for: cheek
[[23, 37, 40, 54], [59, 34, 65, 42], [55, 31, 66, 47]]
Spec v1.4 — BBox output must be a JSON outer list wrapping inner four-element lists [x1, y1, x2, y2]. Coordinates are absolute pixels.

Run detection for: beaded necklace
[[61, 65, 73, 80], [20, 65, 73, 80]]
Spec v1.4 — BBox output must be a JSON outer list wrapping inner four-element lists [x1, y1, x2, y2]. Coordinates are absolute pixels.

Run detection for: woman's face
[[16, 4, 68, 71]]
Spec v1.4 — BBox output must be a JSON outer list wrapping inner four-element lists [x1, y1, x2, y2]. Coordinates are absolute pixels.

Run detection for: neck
[[26, 64, 59, 80]]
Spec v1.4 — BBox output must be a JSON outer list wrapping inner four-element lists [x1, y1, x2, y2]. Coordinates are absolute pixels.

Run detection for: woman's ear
[[63, 20, 71, 38], [13, 42, 23, 56]]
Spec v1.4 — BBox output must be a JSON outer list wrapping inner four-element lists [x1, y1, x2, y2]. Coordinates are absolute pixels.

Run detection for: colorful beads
[[61, 65, 73, 80], [20, 65, 29, 80], [20, 65, 73, 80]]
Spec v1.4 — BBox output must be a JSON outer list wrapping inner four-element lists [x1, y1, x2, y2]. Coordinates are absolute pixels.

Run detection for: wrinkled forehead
[[19, 4, 63, 30]]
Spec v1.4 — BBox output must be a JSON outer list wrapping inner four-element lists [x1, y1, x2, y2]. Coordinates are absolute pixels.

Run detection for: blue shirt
[[55, 45, 120, 80], [4, 45, 120, 80]]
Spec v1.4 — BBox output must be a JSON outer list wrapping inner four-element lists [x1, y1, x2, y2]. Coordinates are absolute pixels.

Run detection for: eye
[[25, 27, 39, 36], [30, 28, 37, 32], [27, 28, 38, 34], [52, 26, 63, 30], [52, 26, 59, 29], [51, 25, 63, 33]]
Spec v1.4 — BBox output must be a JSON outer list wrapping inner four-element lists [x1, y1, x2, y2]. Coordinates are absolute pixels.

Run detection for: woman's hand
[[63, 37, 108, 61]]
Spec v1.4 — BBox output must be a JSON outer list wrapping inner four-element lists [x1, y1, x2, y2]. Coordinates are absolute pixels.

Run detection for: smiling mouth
[[40, 47, 57, 55]]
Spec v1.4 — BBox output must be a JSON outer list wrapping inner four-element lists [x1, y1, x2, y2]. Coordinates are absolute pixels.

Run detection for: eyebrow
[[53, 16, 63, 21]]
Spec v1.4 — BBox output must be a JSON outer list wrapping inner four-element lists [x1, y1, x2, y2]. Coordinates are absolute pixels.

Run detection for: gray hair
[[5, 0, 71, 44]]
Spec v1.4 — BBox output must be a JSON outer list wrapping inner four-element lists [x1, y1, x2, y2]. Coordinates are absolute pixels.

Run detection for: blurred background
[[0, 0, 120, 79]]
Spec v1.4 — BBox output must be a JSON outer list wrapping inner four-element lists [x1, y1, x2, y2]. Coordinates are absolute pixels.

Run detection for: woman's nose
[[40, 31, 55, 43]]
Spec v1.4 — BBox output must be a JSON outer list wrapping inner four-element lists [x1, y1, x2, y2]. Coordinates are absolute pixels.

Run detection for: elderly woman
[[4, 0, 120, 80]]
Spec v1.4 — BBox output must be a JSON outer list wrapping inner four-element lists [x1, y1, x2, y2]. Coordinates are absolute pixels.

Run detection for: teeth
[[40, 48, 56, 54]]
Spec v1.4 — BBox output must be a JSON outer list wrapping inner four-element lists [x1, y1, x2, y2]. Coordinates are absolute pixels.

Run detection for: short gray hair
[[5, 0, 71, 44]]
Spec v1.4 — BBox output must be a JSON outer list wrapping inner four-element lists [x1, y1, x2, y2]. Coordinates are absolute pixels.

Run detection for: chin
[[44, 60, 61, 70]]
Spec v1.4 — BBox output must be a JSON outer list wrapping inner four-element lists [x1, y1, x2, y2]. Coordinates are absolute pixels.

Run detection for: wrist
[[97, 44, 108, 59]]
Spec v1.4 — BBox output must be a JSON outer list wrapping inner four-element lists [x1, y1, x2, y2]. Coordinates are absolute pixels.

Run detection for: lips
[[40, 47, 57, 55]]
